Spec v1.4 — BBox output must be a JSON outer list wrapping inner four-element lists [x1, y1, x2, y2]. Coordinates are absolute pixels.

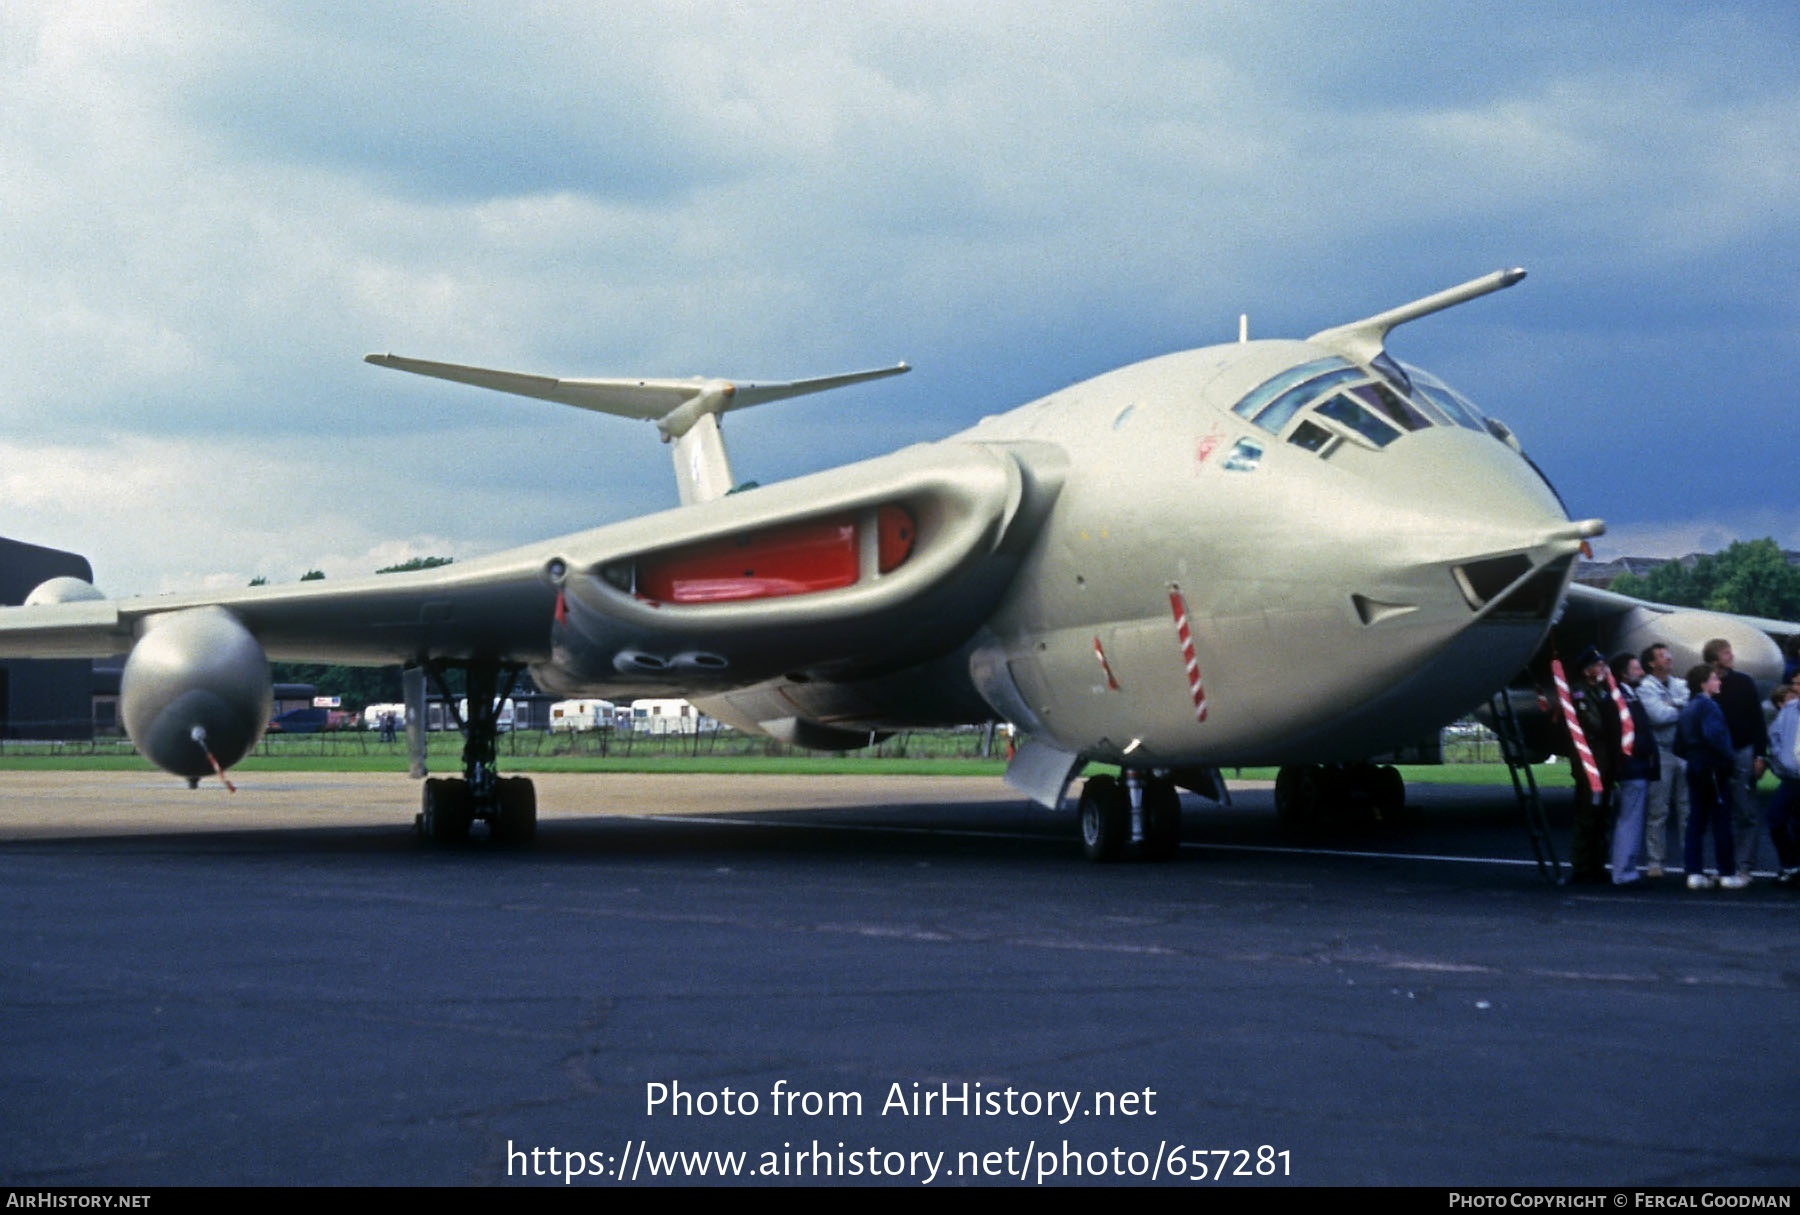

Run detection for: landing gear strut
[[1078, 770, 1182, 862], [414, 660, 537, 845]]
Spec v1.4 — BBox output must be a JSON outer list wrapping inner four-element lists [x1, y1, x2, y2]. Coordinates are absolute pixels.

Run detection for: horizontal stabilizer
[[365, 353, 909, 440]]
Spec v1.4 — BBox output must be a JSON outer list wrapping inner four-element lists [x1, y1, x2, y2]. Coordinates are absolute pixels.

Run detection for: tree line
[[1607, 538, 1800, 620]]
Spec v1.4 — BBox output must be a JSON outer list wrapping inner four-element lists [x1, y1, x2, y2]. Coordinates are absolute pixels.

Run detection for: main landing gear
[[1078, 770, 1181, 862], [1272, 762, 1411, 829], [414, 661, 538, 846]]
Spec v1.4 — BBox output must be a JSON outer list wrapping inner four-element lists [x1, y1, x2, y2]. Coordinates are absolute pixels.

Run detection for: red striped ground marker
[[1602, 664, 1635, 756], [1551, 657, 1601, 794], [1168, 584, 1208, 723]]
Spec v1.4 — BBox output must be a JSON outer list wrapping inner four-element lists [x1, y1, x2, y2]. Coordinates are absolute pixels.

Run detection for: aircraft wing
[[1553, 581, 1795, 688], [0, 441, 1064, 689], [1562, 582, 1798, 645], [0, 547, 561, 664]]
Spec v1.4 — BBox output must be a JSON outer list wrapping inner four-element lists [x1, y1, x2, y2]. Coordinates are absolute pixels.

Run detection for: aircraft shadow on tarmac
[[0, 784, 1590, 884]]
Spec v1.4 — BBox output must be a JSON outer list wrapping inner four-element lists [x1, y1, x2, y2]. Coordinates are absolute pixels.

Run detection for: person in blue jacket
[[1763, 684, 1800, 885], [1678, 664, 1747, 890]]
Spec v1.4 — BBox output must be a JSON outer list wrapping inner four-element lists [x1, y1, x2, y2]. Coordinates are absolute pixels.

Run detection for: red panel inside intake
[[637, 507, 916, 604]]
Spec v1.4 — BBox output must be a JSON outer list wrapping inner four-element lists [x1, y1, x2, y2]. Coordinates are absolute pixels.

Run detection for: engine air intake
[[635, 505, 916, 605]]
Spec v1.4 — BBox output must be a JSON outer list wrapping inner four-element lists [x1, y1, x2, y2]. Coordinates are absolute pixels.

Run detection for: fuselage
[[690, 335, 1593, 766], [0, 272, 1609, 793]]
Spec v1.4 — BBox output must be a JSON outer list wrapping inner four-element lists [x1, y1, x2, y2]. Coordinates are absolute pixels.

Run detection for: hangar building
[[0, 536, 98, 740]]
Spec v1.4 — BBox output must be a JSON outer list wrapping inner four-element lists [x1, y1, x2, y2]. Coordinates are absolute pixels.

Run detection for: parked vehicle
[[550, 699, 615, 733], [631, 698, 707, 735]]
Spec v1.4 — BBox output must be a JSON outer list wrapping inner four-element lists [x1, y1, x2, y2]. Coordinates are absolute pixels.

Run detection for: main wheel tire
[[1337, 762, 1378, 825], [1274, 764, 1321, 828], [1375, 770, 1404, 817], [1315, 763, 1351, 818], [1374, 764, 1419, 825], [1078, 775, 1127, 862], [490, 776, 538, 845], [1142, 778, 1182, 861], [422, 777, 473, 844]]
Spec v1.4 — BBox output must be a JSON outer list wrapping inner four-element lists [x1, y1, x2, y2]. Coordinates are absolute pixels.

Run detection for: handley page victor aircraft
[[2, 269, 1791, 857]]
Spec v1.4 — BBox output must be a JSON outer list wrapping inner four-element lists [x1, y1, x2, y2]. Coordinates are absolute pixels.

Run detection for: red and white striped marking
[[1602, 664, 1635, 756], [191, 726, 236, 793], [1091, 636, 1121, 690], [1551, 657, 1601, 795], [204, 749, 237, 794], [1168, 585, 1208, 723]]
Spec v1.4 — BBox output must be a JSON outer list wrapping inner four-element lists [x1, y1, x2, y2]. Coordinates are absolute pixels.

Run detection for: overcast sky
[[2, 1, 1795, 596]]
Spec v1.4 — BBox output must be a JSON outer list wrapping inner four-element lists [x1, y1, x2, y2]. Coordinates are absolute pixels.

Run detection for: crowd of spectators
[[1559, 635, 1800, 889]]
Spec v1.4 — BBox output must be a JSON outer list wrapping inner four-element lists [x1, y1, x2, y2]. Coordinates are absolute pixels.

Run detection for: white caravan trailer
[[549, 699, 615, 733]]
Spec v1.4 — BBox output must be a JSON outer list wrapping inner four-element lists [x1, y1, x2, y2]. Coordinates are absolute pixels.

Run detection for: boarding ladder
[[1488, 688, 1563, 885]]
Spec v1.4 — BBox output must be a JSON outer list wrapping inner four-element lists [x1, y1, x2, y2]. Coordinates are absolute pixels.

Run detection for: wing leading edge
[[0, 433, 1062, 789], [0, 440, 1065, 693]]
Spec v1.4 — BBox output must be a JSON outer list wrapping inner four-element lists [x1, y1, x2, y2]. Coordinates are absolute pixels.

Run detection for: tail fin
[[365, 354, 909, 506]]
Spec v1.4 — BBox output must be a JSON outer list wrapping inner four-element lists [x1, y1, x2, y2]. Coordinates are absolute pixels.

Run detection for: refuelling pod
[[121, 607, 274, 780]]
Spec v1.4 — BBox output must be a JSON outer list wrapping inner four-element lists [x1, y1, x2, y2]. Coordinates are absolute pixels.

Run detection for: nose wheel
[[1079, 771, 1182, 862]]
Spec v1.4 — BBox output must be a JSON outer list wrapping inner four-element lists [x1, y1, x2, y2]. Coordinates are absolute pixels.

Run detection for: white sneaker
[[1687, 873, 1716, 890], [1719, 873, 1751, 890]]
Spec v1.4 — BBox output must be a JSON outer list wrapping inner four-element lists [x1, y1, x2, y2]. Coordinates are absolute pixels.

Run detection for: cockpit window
[[1414, 383, 1486, 431], [1314, 393, 1401, 447], [1401, 364, 1489, 432], [1287, 419, 1335, 452], [1370, 351, 1412, 394], [1347, 381, 1435, 432], [1250, 367, 1365, 434], [1230, 356, 1504, 454], [1237, 364, 1365, 435], [1232, 358, 1353, 423]]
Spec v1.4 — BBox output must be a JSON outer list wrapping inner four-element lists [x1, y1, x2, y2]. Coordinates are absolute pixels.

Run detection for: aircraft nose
[[1335, 429, 1597, 623], [1361, 429, 1586, 563], [1261, 431, 1596, 758]]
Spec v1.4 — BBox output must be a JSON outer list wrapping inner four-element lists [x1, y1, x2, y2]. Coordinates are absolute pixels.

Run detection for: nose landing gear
[[1078, 770, 1182, 862]]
